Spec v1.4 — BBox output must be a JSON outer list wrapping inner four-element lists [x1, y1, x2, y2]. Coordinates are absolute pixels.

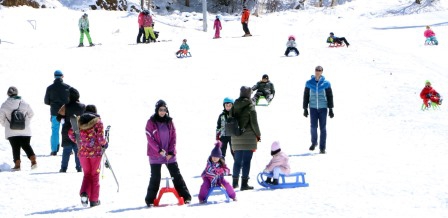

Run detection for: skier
[[78, 13, 94, 47], [198, 141, 236, 203], [251, 74, 275, 104], [68, 104, 107, 207]]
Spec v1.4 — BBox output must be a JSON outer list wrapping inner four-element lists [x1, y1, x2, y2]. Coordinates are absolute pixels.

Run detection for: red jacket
[[241, 9, 250, 23], [138, 12, 144, 27], [420, 86, 439, 99]]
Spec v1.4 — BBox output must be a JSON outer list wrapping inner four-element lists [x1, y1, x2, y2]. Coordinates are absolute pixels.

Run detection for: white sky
[[0, 0, 448, 217]]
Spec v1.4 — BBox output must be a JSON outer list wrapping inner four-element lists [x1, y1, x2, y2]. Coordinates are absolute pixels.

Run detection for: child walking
[[213, 15, 222, 39], [198, 141, 236, 203], [68, 104, 107, 207], [263, 141, 290, 185]]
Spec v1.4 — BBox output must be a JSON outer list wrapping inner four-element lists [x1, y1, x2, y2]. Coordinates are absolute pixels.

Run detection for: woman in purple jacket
[[144, 100, 191, 207]]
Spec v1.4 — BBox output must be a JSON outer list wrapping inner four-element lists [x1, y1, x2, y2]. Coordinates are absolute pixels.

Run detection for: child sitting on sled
[[175, 39, 190, 56], [424, 25, 439, 45], [420, 80, 442, 107], [263, 141, 290, 185], [327, 32, 350, 47], [251, 74, 275, 104], [284, 35, 299, 56], [198, 141, 236, 203]]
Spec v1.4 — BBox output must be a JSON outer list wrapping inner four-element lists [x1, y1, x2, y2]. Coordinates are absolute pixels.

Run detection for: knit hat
[[7, 86, 18, 97], [271, 141, 281, 156], [240, 86, 252, 98], [329, 32, 334, 36], [69, 87, 80, 102], [262, 74, 269, 80], [155, 99, 169, 114], [425, 80, 431, 85], [85, 104, 97, 113], [54, 70, 63, 78], [211, 141, 223, 157]]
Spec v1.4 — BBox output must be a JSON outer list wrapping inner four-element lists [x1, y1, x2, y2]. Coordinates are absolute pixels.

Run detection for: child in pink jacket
[[424, 25, 438, 45], [263, 141, 290, 185], [213, 15, 222, 39]]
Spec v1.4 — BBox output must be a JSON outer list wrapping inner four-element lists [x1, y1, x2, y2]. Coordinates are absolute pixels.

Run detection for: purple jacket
[[145, 117, 177, 164], [201, 157, 230, 186]]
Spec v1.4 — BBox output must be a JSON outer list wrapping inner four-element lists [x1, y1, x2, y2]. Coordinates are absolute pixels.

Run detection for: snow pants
[[144, 27, 156, 41], [198, 177, 236, 202], [79, 157, 102, 202], [79, 29, 92, 44], [50, 116, 60, 153]]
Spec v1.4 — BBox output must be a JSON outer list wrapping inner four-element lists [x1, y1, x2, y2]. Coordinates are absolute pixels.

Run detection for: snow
[[1, 0, 448, 217]]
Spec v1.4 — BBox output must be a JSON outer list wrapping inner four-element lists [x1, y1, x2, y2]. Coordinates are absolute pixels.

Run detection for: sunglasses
[[315, 70, 323, 72], [158, 108, 167, 112]]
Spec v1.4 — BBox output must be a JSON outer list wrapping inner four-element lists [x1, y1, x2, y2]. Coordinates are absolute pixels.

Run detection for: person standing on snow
[[0, 87, 37, 171], [216, 97, 234, 159], [44, 70, 71, 156], [241, 6, 252, 37], [303, 66, 334, 154], [137, 11, 146, 43], [142, 10, 156, 43], [213, 15, 222, 39], [78, 13, 94, 47]]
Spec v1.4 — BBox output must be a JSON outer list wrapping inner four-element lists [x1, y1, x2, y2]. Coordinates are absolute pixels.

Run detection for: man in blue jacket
[[302, 66, 334, 154]]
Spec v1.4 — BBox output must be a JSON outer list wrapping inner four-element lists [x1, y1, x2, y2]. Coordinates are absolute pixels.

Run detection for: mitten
[[216, 133, 220, 141], [102, 143, 108, 149], [329, 108, 334, 118], [303, 109, 309, 117], [86, 28, 90, 32]]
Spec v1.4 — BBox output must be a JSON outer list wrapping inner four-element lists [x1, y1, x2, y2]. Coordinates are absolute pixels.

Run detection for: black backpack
[[6, 101, 26, 130]]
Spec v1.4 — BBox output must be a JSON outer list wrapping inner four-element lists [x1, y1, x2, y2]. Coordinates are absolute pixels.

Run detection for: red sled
[[153, 177, 185, 206]]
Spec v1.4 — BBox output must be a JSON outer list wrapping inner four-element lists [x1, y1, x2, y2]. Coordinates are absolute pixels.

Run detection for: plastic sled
[[256, 96, 270, 106], [176, 50, 192, 58], [153, 177, 185, 206], [257, 172, 309, 189], [328, 42, 345, 48], [421, 100, 441, 111], [204, 185, 230, 203], [424, 37, 438, 46]]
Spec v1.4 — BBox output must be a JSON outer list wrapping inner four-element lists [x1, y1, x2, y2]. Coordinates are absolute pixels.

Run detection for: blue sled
[[257, 172, 309, 189], [204, 186, 230, 202]]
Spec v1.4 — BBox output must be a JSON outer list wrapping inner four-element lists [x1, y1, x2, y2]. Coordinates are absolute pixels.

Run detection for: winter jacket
[[265, 151, 291, 175], [230, 97, 260, 151], [138, 12, 145, 27], [424, 29, 435, 38], [303, 75, 334, 109], [146, 116, 177, 164], [68, 113, 107, 158], [286, 39, 297, 48], [0, 96, 34, 139], [201, 157, 231, 186], [58, 88, 85, 146], [179, 43, 190, 50], [213, 19, 222, 30], [241, 9, 250, 23], [216, 109, 230, 137], [420, 86, 439, 99], [44, 78, 70, 116], [78, 17, 89, 30], [252, 81, 275, 96], [143, 14, 153, 27]]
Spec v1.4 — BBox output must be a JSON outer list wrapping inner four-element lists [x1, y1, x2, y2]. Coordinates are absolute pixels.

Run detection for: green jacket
[[79, 17, 89, 30], [230, 97, 261, 151]]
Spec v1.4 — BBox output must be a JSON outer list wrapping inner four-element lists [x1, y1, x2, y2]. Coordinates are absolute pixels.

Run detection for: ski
[[102, 125, 119, 192], [69, 115, 82, 149]]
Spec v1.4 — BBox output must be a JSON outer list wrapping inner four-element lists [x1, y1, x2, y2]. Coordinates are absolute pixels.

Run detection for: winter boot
[[265, 177, 272, 184], [89, 43, 95, 47], [232, 177, 239, 189], [240, 178, 254, 191], [12, 160, 21, 171], [80, 192, 89, 207], [78, 43, 84, 47], [30, 155, 37, 169], [272, 179, 279, 185], [90, 200, 101, 207]]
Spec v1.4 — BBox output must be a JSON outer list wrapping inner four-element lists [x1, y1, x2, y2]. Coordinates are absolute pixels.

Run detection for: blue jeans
[[51, 116, 60, 152], [310, 108, 328, 150], [232, 150, 253, 179], [60, 142, 80, 170]]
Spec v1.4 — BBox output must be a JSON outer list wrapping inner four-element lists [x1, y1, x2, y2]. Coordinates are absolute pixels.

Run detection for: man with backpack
[[0, 86, 37, 171], [44, 70, 71, 156]]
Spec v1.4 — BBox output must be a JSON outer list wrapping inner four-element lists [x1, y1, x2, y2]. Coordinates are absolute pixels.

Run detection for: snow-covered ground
[[0, 0, 448, 217]]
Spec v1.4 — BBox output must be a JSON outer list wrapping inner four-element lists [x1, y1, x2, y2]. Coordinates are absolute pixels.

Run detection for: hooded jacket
[[0, 96, 34, 139], [68, 113, 107, 158]]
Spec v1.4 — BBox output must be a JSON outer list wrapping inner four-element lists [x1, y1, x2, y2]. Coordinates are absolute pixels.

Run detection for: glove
[[86, 28, 90, 32], [426, 94, 431, 98], [102, 143, 109, 149], [436, 93, 440, 97], [215, 168, 224, 175], [216, 133, 220, 141], [303, 109, 308, 117], [329, 108, 334, 118], [256, 136, 261, 142]]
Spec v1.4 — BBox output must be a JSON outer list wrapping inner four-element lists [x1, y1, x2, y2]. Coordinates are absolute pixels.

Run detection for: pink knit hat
[[271, 141, 281, 155]]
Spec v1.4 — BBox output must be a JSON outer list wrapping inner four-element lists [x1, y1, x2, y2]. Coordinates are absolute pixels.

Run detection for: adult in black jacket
[[44, 70, 70, 156], [57, 87, 85, 173]]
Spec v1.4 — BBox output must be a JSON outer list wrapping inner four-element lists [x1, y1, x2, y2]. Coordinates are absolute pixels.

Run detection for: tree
[[416, 0, 421, 4], [331, 0, 338, 7], [186, 0, 190, 7]]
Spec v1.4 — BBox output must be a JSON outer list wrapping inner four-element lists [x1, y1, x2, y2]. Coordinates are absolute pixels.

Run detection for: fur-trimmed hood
[[79, 113, 100, 130]]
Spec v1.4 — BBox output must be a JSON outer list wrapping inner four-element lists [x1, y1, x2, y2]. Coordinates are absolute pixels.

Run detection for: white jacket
[[0, 97, 34, 139], [286, 40, 297, 48]]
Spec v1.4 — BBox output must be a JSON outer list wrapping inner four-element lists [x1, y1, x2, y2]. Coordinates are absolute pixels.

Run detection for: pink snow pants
[[79, 157, 102, 202], [214, 28, 221, 38], [198, 177, 236, 201]]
